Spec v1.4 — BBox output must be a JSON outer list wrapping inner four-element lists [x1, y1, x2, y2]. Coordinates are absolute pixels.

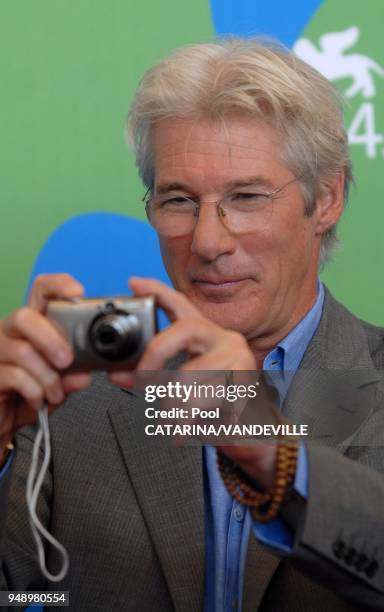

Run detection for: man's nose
[[190, 202, 236, 260]]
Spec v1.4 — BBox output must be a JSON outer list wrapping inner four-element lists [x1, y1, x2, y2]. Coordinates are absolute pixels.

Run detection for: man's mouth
[[193, 278, 244, 284], [191, 277, 249, 293]]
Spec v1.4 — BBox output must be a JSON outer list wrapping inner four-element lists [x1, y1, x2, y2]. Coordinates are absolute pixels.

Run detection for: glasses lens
[[147, 195, 197, 236], [220, 193, 273, 233]]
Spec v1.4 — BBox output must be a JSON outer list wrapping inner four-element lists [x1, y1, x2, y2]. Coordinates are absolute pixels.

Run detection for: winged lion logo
[[293, 26, 384, 99]]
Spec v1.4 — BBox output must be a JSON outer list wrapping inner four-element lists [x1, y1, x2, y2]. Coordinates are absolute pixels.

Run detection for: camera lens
[[98, 328, 118, 346], [89, 312, 142, 359]]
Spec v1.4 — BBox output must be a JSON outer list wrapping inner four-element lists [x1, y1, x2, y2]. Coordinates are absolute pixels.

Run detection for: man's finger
[[61, 372, 92, 394], [28, 273, 84, 313], [129, 277, 201, 321], [108, 371, 134, 388], [136, 319, 222, 370], [2, 308, 73, 369], [0, 365, 45, 412], [0, 336, 65, 405]]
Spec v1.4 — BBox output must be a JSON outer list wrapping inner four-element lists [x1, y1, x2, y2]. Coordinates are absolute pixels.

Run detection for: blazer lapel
[[108, 390, 205, 612], [242, 535, 280, 612], [283, 288, 383, 449]]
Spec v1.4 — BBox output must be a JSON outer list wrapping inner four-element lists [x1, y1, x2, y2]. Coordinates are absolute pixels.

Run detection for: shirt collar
[[263, 281, 325, 374]]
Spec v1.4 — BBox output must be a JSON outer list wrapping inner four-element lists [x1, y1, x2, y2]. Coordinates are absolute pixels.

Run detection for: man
[[0, 38, 383, 611]]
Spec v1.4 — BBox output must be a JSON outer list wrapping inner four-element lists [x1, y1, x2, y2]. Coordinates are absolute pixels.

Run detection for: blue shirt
[[204, 282, 325, 612]]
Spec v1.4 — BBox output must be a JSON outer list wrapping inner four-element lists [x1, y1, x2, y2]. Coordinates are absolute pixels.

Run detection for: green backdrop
[[1, 0, 383, 325], [0, 0, 212, 316]]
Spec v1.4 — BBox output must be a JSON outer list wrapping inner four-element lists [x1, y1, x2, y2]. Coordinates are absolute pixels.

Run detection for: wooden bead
[[217, 440, 299, 523]]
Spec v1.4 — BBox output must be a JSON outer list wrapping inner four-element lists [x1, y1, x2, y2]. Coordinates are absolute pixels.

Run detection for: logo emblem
[[294, 26, 384, 99], [294, 27, 384, 159]]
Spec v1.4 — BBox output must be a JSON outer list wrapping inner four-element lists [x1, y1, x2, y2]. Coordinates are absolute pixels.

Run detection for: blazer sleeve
[[285, 439, 384, 610], [0, 431, 51, 592]]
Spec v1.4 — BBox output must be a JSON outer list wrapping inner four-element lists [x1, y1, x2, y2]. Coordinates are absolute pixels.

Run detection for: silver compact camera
[[47, 296, 157, 371]]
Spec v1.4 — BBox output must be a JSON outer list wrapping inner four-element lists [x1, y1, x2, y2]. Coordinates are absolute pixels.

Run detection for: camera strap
[[26, 403, 69, 582]]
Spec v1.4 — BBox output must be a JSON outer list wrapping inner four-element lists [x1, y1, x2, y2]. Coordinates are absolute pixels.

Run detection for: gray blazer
[[1, 288, 384, 611]]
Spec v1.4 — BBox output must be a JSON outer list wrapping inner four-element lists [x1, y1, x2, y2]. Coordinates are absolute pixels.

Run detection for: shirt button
[[233, 506, 244, 522]]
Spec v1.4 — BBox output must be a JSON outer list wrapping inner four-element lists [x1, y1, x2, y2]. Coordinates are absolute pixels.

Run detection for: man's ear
[[314, 173, 345, 236]]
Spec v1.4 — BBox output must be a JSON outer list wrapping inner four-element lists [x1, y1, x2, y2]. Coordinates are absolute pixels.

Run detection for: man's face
[[152, 115, 326, 347]]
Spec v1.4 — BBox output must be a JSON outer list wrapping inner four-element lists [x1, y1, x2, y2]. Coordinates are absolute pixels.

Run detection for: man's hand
[[110, 277, 256, 375], [108, 277, 277, 491], [0, 274, 92, 460]]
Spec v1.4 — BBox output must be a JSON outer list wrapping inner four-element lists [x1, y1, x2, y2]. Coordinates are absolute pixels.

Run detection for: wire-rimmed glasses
[[143, 175, 301, 237]]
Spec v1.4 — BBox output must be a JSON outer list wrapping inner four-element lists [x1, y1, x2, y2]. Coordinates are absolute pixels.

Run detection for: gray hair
[[126, 38, 353, 265]]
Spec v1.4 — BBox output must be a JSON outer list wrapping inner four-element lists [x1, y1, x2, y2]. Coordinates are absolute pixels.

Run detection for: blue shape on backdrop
[[209, 0, 324, 47], [28, 213, 171, 329]]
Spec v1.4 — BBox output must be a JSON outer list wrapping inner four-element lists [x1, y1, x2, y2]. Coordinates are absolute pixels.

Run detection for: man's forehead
[[151, 117, 290, 190], [152, 116, 282, 171], [153, 116, 279, 151]]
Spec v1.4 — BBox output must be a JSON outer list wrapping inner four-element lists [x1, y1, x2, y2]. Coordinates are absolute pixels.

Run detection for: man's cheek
[[159, 238, 189, 286]]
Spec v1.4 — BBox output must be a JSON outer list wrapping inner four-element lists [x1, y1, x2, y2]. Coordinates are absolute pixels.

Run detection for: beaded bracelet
[[217, 440, 299, 523]]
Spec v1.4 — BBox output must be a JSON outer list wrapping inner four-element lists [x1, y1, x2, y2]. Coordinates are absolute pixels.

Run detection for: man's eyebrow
[[156, 182, 191, 194], [156, 177, 275, 194], [222, 176, 276, 191]]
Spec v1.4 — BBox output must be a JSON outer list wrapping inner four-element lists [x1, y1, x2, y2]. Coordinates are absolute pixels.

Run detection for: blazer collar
[[283, 287, 383, 448]]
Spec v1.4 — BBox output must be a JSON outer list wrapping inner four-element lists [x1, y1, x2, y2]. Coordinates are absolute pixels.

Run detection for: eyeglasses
[[142, 175, 301, 237]]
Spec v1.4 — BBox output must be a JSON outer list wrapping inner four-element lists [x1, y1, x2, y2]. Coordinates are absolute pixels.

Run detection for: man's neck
[[247, 284, 321, 369]]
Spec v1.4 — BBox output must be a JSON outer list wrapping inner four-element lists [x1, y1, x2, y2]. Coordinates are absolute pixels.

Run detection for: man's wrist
[[217, 443, 278, 490], [217, 440, 299, 523], [0, 440, 14, 468]]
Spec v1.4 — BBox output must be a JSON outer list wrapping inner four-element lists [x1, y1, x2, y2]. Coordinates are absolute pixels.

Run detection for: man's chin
[[191, 299, 262, 335]]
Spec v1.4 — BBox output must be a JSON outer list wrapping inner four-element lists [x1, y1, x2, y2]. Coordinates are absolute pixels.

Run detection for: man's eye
[[153, 195, 194, 213], [232, 192, 267, 200], [157, 196, 195, 210], [229, 192, 270, 206], [165, 197, 189, 204]]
